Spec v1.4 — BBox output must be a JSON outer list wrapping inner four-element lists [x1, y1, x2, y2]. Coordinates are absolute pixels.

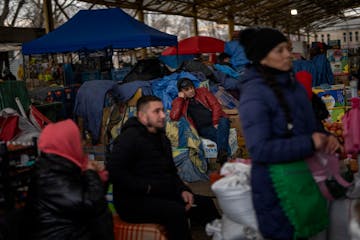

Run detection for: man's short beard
[[146, 123, 164, 132]]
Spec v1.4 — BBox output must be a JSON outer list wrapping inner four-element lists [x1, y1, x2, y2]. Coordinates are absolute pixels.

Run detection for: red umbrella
[[161, 36, 225, 56]]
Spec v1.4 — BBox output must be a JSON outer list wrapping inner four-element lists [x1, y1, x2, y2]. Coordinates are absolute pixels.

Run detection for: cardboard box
[[83, 144, 106, 163], [334, 74, 350, 85], [237, 136, 250, 159], [316, 85, 346, 109], [201, 138, 218, 158], [223, 108, 238, 115], [328, 107, 346, 123], [201, 128, 238, 159], [223, 108, 243, 137]]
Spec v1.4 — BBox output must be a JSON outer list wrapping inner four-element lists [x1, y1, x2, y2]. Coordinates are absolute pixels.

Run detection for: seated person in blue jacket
[[217, 52, 236, 70], [170, 78, 230, 164], [25, 119, 113, 240], [107, 95, 220, 240]]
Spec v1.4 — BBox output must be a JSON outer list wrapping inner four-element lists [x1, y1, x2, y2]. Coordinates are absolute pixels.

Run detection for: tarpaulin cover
[[22, 8, 177, 55], [161, 36, 224, 55]]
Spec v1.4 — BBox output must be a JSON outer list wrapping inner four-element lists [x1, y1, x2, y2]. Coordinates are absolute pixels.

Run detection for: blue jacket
[[292, 59, 318, 87], [224, 40, 249, 70], [312, 54, 334, 86], [238, 65, 319, 239]]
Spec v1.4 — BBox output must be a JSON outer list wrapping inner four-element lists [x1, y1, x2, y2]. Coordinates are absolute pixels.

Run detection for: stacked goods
[[314, 85, 347, 123], [323, 121, 344, 143]]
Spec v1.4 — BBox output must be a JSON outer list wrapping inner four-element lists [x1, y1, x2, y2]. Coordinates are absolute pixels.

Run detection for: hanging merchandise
[[327, 49, 349, 75], [306, 152, 352, 200], [343, 98, 360, 154]]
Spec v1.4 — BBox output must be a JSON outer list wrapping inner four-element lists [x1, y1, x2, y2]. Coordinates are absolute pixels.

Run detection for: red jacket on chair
[[170, 87, 227, 128]]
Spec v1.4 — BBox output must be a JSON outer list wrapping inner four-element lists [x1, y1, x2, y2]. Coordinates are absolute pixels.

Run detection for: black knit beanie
[[177, 78, 194, 91], [239, 27, 288, 63]]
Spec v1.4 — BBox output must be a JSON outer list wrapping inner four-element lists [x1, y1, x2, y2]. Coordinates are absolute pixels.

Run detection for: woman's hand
[[178, 92, 185, 98], [86, 161, 105, 172], [312, 133, 343, 154], [312, 132, 327, 151], [324, 134, 343, 154]]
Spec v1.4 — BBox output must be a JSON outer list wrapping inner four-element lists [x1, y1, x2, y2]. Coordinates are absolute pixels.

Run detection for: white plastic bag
[[222, 214, 246, 240], [222, 214, 263, 240], [211, 162, 258, 230], [347, 173, 360, 199], [206, 219, 223, 240]]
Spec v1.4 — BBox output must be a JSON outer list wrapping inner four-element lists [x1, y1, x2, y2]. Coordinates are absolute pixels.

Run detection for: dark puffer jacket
[[238, 65, 321, 239], [26, 154, 113, 240], [107, 117, 191, 205], [170, 87, 227, 128]]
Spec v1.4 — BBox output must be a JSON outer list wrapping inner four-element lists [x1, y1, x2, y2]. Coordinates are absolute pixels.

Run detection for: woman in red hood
[[25, 119, 113, 240]]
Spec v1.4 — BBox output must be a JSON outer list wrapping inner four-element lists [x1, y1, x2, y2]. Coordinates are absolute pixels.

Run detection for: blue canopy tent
[[22, 8, 177, 55]]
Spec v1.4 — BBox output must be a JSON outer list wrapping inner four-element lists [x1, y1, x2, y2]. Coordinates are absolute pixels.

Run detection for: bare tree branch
[[54, 0, 70, 20], [10, 0, 26, 26], [0, 0, 10, 26]]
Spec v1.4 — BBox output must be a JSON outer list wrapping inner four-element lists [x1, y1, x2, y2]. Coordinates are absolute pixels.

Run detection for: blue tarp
[[22, 8, 177, 55]]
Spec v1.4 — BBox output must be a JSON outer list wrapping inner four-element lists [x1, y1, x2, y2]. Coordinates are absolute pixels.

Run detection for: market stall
[[22, 8, 177, 55], [19, 7, 179, 113]]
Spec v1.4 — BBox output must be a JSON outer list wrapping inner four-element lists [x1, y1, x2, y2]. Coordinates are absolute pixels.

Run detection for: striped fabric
[[113, 215, 168, 240]]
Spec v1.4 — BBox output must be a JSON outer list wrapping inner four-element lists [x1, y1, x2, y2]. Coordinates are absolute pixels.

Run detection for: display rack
[[0, 138, 37, 216]]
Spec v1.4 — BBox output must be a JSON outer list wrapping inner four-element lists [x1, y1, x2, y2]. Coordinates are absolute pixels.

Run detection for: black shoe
[[216, 149, 227, 165]]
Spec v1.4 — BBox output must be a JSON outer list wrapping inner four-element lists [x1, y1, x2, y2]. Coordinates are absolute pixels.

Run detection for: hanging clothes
[[343, 98, 360, 154]]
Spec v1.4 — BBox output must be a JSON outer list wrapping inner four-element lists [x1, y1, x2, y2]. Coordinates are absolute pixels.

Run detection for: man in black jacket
[[107, 95, 193, 240]]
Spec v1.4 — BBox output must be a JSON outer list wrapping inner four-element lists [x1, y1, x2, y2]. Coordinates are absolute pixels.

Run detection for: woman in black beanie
[[237, 27, 341, 239]]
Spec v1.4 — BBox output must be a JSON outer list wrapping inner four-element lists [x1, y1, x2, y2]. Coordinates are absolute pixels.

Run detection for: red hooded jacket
[[38, 119, 108, 182], [170, 87, 227, 128], [38, 119, 87, 170], [295, 70, 313, 100]]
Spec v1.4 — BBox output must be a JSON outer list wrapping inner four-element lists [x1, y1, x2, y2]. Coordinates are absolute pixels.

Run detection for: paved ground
[[188, 180, 219, 240], [191, 225, 212, 240]]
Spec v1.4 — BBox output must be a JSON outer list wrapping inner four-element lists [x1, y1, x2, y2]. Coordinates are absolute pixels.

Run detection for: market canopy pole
[[43, 0, 54, 33], [136, 0, 147, 59], [192, 5, 199, 36], [228, 14, 234, 40]]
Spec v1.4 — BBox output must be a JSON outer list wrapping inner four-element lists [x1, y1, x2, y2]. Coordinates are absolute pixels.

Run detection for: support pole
[[136, 0, 147, 58], [228, 14, 234, 40], [43, 0, 54, 33], [192, 5, 198, 36], [307, 31, 310, 45]]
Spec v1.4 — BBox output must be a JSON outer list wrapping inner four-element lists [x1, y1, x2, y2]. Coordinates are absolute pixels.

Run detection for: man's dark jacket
[[107, 117, 190, 204]]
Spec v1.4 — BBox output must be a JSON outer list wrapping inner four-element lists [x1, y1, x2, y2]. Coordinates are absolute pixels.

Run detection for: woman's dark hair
[[218, 53, 231, 63], [177, 78, 194, 91], [255, 64, 294, 135]]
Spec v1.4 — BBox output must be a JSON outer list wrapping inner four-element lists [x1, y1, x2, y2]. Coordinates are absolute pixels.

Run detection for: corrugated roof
[[79, 0, 360, 34]]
